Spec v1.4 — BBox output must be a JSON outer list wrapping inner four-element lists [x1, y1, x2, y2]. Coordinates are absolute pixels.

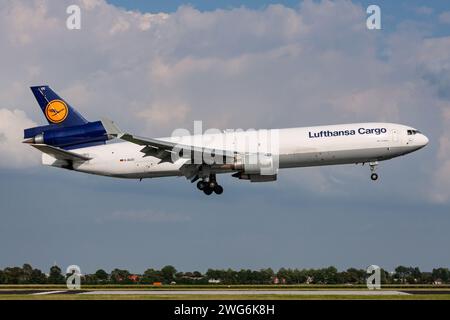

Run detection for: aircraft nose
[[419, 134, 429, 147]]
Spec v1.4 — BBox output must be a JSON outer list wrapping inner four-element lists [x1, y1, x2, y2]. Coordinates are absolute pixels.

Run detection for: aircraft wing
[[101, 118, 236, 164], [101, 118, 238, 181], [120, 133, 184, 163], [31, 144, 92, 161]]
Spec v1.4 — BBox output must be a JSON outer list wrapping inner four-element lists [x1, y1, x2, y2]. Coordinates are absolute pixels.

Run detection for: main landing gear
[[196, 174, 224, 195], [369, 161, 379, 181]]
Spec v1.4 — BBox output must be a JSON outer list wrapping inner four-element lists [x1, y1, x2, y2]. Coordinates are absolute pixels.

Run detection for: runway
[[80, 290, 410, 296], [2, 289, 450, 296]]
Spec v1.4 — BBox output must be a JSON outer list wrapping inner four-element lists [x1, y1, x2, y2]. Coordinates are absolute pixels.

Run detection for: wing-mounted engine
[[228, 153, 278, 182], [231, 153, 276, 173]]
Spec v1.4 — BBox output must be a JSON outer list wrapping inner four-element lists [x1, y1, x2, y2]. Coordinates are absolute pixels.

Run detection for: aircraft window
[[407, 130, 413, 135], [407, 130, 420, 135]]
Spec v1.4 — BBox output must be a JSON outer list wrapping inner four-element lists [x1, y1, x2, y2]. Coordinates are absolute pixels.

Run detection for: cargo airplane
[[23, 86, 429, 195]]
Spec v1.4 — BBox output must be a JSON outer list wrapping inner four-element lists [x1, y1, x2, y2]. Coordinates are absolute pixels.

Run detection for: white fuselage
[[42, 122, 429, 179]]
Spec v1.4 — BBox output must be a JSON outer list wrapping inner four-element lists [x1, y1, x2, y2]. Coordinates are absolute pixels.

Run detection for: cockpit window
[[407, 129, 421, 135]]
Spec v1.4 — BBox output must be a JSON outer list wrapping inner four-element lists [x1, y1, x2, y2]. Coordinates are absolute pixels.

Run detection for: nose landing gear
[[196, 174, 224, 195], [369, 161, 379, 181]]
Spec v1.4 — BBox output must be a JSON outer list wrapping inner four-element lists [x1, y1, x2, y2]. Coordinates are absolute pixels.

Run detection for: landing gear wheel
[[209, 181, 217, 189], [213, 185, 223, 195], [203, 187, 213, 195], [197, 180, 206, 190], [371, 173, 378, 181], [198, 173, 224, 195]]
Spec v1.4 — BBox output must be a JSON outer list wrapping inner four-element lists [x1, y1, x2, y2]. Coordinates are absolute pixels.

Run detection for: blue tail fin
[[30, 86, 88, 126]]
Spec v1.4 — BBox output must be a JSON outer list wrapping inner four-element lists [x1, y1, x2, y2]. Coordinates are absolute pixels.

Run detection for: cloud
[[138, 102, 190, 128], [109, 16, 130, 35], [0, 0, 448, 201], [0, 109, 39, 168], [80, 0, 102, 11], [415, 6, 433, 16], [1, 1, 59, 45], [439, 11, 450, 24]]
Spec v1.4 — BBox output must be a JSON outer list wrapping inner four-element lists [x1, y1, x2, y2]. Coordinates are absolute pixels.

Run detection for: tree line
[[0, 264, 449, 285]]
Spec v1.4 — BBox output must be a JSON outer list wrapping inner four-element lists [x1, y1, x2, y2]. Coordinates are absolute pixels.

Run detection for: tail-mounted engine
[[23, 121, 111, 149]]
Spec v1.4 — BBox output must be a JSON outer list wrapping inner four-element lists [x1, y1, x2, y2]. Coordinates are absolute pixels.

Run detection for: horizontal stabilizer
[[31, 144, 92, 161]]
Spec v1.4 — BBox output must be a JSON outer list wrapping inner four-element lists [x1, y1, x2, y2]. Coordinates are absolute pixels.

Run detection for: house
[[128, 274, 140, 282]]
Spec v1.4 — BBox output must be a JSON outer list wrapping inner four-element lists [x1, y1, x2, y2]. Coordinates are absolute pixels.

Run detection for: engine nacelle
[[24, 121, 109, 148], [232, 153, 278, 175]]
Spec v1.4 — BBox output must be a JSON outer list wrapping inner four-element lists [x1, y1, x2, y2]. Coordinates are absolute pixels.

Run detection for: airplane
[[23, 85, 429, 195]]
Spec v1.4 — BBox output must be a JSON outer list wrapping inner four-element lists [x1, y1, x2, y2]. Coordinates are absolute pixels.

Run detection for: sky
[[1, 0, 450, 274]]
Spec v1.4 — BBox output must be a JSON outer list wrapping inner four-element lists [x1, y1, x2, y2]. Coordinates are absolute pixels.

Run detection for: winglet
[[101, 117, 122, 137]]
